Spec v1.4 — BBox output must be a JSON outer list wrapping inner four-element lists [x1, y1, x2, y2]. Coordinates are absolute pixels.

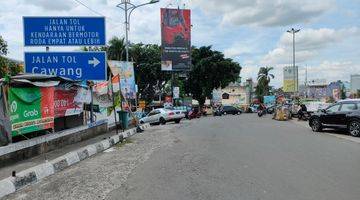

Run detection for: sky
[[0, 0, 359, 87]]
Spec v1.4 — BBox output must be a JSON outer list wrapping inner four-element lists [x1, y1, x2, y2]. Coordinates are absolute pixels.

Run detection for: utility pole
[[117, 0, 159, 110], [305, 65, 308, 98], [117, 0, 159, 62], [287, 28, 300, 98]]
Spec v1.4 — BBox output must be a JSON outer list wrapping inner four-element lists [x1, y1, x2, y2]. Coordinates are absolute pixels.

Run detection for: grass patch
[[115, 138, 133, 148]]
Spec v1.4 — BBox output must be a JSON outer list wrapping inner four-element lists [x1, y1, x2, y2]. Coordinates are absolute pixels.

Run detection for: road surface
[[6, 115, 360, 200]]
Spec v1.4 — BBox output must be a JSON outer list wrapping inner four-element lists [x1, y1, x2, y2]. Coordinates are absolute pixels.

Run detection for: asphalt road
[[6, 114, 360, 200]]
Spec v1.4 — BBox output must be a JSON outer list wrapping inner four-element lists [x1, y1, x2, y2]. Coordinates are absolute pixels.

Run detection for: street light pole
[[117, 0, 160, 62], [287, 28, 300, 97]]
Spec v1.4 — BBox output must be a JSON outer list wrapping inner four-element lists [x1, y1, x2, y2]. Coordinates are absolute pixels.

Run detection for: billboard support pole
[[2, 84, 12, 143], [171, 72, 175, 106], [90, 84, 94, 123], [287, 28, 300, 97], [110, 74, 119, 134]]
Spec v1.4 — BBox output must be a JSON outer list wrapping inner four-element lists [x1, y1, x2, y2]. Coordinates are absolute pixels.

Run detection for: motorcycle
[[258, 109, 266, 117]]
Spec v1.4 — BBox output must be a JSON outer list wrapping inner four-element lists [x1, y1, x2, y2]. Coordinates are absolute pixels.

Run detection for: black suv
[[309, 100, 360, 137], [222, 106, 242, 115]]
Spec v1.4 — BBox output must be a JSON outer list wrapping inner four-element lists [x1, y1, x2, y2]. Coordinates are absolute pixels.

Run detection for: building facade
[[350, 74, 360, 93]]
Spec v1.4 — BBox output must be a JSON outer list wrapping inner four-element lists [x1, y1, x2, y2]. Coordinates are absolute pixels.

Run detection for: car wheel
[[159, 118, 166, 125], [175, 119, 181, 124], [237, 111, 241, 115], [223, 112, 227, 115], [349, 121, 360, 137], [310, 118, 322, 132]]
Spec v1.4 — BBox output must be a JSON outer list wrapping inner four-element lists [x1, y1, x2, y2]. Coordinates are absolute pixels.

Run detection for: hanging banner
[[94, 81, 109, 95], [111, 74, 120, 93], [54, 88, 83, 118], [108, 61, 136, 99], [264, 95, 276, 106], [161, 8, 191, 71], [74, 87, 91, 104], [0, 86, 11, 145], [8, 87, 55, 137]]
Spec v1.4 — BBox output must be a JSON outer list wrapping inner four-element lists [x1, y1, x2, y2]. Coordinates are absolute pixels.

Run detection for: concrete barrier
[[0, 123, 150, 199], [0, 121, 108, 166]]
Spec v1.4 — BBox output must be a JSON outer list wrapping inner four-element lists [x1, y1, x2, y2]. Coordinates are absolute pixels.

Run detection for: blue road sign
[[23, 17, 106, 46], [25, 52, 107, 81]]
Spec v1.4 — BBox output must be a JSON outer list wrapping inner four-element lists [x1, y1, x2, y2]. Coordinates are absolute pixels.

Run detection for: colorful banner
[[8, 87, 55, 137], [108, 61, 136, 99], [161, 8, 191, 71], [264, 95, 276, 106], [54, 88, 83, 118]]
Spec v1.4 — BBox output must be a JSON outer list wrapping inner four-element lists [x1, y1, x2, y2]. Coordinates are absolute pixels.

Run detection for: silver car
[[139, 108, 185, 125]]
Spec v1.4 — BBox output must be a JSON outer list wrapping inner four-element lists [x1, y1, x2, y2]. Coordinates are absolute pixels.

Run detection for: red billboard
[[161, 8, 191, 71]]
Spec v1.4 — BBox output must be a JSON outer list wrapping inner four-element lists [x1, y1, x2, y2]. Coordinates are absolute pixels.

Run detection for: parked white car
[[139, 108, 185, 125]]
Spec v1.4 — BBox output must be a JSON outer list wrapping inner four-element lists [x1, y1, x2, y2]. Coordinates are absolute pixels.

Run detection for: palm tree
[[107, 37, 125, 61], [256, 66, 275, 98]]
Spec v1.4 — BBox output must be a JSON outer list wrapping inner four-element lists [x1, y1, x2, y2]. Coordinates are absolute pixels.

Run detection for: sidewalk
[[0, 130, 117, 180], [0, 124, 150, 199]]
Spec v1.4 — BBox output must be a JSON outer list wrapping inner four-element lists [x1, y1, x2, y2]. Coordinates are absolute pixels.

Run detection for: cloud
[[22, 0, 74, 11], [193, 0, 334, 27], [224, 46, 252, 58], [261, 27, 360, 65], [307, 61, 360, 81]]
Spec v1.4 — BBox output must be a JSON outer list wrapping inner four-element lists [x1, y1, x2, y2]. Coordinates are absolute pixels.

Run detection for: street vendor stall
[[0, 74, 87, 145]]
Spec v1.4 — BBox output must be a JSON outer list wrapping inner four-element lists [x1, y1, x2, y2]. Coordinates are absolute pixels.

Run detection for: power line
[[72, 0, 106, 17], [71, 0, 123, 29]]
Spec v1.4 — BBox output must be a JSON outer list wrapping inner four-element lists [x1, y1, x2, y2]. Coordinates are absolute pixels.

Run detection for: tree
[[186, 46, 242, 105], [107, 37, 125, 61], [131, 44, 171, 103], [255, 66, 274, 102], [0, 36, 22, 78], [0, 36, 7, 55]]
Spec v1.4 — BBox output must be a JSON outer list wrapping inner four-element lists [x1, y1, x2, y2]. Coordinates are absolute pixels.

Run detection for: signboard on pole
[[8, 87, 55, 137], [25, 52, 107, 81], [161, 8, 191, 71], [173, 87, 180, 99], [283, 66, 298, 93], [108, 61, 136, 99], [23, 17, 106, 46]]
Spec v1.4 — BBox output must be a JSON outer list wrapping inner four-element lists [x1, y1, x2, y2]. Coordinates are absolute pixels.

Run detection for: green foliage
[[255, 66, 274, 102], [82, 40, 241, 105], [0, 36, 7, 56], [131, 44, 171, 103], [186, 46, 242, 105], [107, 37, 125, 61], [0, 36, 22, 78]]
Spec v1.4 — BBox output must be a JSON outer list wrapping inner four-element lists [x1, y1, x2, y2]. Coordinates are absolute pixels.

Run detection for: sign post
[[22, 16, 108, 133], [24, 52, 107, 81], [23, 17, 106, 46]]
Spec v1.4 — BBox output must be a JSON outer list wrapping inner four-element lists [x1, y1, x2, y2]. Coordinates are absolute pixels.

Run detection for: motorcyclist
[[297, 104, 308, 120]]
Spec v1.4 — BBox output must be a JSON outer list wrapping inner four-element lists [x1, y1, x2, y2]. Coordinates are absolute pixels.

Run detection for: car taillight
[[169, 112, 174, 116]]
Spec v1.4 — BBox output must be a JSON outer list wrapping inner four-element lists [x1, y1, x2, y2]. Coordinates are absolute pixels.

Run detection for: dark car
[[309, 100, 360, 137], [222, 106, 242, 115]]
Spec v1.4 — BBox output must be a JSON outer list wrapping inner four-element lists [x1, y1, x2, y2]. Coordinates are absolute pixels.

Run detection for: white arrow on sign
[[88, 57, 100, 67]]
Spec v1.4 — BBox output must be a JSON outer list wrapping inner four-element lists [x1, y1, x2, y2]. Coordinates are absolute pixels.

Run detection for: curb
[[0, 124, 150, 199]]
